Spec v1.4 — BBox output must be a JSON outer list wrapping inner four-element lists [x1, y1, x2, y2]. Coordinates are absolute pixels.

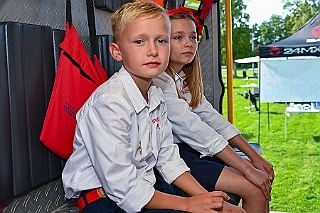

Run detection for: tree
[[256, 0, 320, 45], [220, 0, 253, 76], [259, 15, 287, 45], [249, 0, 319, 50], [219, 0, 319, 75], [283, 0, 320, 33]]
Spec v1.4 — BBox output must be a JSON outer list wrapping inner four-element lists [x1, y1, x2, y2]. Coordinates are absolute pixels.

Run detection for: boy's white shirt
[[62, 66, 189, 212], [153, 71, 240, 157]]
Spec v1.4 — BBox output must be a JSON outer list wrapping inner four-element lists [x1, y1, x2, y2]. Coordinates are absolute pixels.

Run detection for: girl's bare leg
[[222, 201, 247, 213], [215, 167, 269, 213]]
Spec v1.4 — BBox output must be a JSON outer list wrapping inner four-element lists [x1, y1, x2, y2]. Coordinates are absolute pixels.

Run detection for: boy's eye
[[135, 40, 144, 44], [158, 39, 167, 44], [173, 36, 182, 40]]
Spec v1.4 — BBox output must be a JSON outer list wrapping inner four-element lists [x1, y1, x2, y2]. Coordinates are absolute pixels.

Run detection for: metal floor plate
[[2, 179, 79, 213]]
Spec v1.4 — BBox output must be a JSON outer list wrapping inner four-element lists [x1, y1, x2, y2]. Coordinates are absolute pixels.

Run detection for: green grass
[[221, 70, 320, 213]]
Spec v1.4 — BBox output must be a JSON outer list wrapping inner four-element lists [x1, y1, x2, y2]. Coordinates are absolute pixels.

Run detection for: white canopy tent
[[259, 56, 320, 102], [235, 56, 259, 77], [259, 12, 320, 103], [234, 56, 259, 63]]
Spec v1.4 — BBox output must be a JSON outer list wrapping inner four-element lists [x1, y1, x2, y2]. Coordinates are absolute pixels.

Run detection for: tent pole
[[268, 103, 270, 130], [258, 93, 261, 143], [225, 0, 234, 123], [258, 60, 261, 143]]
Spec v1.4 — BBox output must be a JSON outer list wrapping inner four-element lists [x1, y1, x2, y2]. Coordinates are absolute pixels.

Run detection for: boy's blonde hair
[[111, 2, 170, 43], [166, 12, 204, 108]]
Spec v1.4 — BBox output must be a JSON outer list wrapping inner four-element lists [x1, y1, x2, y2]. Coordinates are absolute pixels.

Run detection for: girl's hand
[[252, 157, 275, 184], [244, 166, 272, 200]]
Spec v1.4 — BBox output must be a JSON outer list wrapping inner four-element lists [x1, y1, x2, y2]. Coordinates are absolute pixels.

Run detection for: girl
[[153, 7, 274, 213]]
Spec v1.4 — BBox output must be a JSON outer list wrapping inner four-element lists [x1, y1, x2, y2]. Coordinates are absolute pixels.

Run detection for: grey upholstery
[[97, 34, 122, 78], [0, 22, 122, 213], [0, 22, 77, 212], [0, 20, 242, 212]]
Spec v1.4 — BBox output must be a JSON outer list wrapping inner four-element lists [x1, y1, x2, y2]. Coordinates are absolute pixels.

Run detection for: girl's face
[[169, 18, 198, 72]]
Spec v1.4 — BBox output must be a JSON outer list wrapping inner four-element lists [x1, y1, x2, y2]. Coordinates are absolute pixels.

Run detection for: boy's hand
[[186, 191, 229, 213]]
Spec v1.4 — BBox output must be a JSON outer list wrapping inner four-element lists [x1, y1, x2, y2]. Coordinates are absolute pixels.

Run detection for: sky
[[244, 0, 285, 26]]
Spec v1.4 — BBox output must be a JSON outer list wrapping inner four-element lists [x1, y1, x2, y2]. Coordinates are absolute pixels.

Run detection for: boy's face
[[111, 16, 170, 83], [169, 18, 198, 72]]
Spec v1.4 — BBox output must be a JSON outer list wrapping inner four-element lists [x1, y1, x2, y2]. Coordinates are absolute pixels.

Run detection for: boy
[[62, 2, 242, 213]]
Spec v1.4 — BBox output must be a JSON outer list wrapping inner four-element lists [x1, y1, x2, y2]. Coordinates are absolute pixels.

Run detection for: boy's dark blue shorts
[[177, 143, 228, 192]]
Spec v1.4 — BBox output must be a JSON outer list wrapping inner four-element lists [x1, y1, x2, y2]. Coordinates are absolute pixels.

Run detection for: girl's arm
[[215, 145, 272, 200], [228, 135, 274, 183], [153, 74, 229, 156], [193, 94, 274, 182]]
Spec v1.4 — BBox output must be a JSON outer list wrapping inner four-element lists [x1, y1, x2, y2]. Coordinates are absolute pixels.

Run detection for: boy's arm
[[145, 172, 229, 212], [171, 171, 206, 196], [82, 95, 157, 212]]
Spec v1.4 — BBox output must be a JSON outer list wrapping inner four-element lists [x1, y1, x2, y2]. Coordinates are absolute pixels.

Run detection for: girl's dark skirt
[[177, 143, 228, 192]]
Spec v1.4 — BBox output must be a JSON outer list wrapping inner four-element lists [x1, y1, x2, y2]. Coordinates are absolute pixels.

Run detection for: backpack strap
[[66, 0, 72, 29], [86, 0, 99, 62]]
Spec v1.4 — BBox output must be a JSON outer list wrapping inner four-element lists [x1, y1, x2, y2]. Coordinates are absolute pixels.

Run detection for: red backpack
[[40, 0, 107, 159]]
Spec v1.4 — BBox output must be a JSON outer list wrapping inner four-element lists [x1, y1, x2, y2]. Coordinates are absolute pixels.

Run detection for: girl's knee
[[223, 202, 247, 213]]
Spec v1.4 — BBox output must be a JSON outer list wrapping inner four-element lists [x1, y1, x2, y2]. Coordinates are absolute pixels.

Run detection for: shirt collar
[[173, 70, 186, 92], [119, 66, 163, 113]]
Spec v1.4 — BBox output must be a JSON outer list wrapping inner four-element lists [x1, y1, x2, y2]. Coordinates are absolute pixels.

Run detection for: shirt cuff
[[220, 125, 241, 141], [118, 177, 155, 212], [201, 136, 229, 157], [157, 159, 190, 184]]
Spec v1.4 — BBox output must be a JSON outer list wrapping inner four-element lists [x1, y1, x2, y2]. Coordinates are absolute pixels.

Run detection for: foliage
[[218, 2, 320, 210], [221, 70, 320, 213], [259, 15, 288, 45], [219, 0, 320, 63], [220, 0, 255, 64], [283, 0, 320, 33]]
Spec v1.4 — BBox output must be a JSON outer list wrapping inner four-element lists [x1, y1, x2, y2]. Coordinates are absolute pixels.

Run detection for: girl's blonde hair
[[111, 2, 170, 43], [166, 12, 204, 108]]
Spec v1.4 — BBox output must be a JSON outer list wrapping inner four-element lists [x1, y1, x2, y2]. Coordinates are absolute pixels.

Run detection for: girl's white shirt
[[153, 71, 240, 157], [62, 66, 189, 213]]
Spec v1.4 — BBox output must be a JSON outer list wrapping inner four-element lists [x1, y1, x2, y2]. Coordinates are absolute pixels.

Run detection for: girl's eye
[[190, 36, 197, 40], [174, 36, 182, 40]]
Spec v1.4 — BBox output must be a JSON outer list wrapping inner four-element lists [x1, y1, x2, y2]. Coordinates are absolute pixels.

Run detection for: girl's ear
[[109, 42, 122, 61]]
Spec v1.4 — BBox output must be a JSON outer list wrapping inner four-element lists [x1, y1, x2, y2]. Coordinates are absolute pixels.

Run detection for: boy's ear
[[109, 42, 123, 61]]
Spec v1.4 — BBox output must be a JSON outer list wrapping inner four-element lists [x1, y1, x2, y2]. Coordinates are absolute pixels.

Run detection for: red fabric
[[136, 0, 164, 7], [40, 22, 107, 159], [77, 189, 102, 212], [199, 0, 215, 20], [168, 1, 217, 40], [167, 7, 203, 39], [151, 0, 164, 7]]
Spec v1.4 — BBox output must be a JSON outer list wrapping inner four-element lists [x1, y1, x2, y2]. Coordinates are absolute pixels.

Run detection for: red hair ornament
[[167, 7, 204, 42]]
